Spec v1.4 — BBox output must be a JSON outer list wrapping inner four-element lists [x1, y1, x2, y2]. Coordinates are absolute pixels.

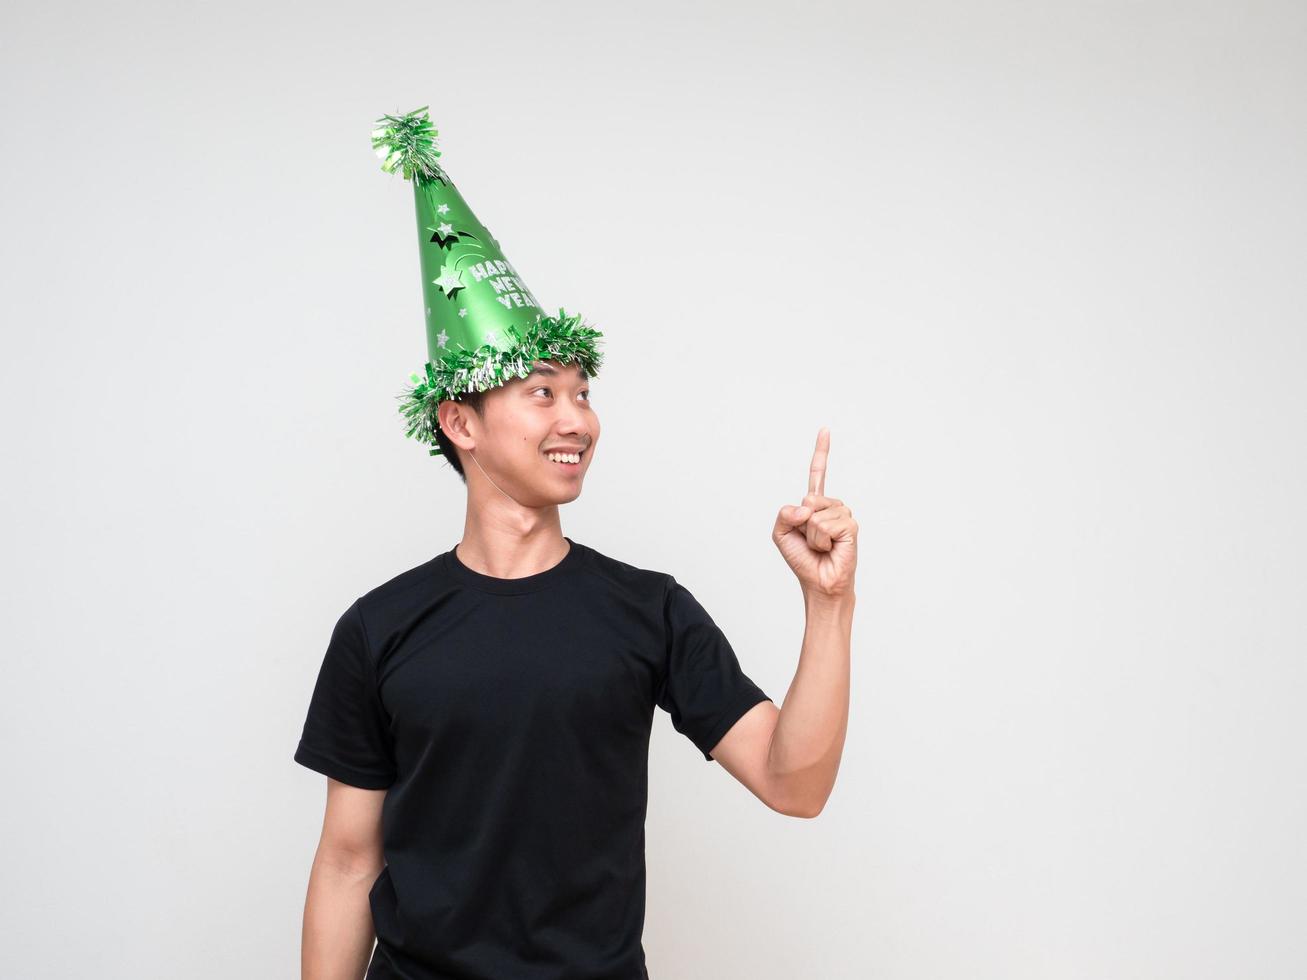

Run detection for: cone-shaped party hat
[[371, 106, 605, 456]]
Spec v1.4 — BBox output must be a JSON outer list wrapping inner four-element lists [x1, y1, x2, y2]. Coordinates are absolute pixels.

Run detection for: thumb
[[772, 504, 812, 540]]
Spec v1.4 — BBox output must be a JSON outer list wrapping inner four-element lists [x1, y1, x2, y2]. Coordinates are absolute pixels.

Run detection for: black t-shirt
[[293, 537, 772, 980]]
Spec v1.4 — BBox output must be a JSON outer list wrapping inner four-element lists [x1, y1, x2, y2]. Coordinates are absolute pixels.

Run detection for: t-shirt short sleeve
[[293, 599, 398, 789], [656, 576, 772, 762]]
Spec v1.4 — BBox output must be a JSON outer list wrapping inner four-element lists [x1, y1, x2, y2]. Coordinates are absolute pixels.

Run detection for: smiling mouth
[[543, 450, 585, 468]]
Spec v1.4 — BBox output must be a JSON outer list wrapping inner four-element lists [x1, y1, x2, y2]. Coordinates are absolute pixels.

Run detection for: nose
[[554, 400, 592, 443]]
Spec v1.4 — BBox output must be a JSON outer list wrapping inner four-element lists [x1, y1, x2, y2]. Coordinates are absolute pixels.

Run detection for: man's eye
[[579, 389, 591, 401], [532, 387, 551, 396]]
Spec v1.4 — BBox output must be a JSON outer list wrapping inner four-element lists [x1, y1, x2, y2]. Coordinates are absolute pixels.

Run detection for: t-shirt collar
[[442, 536, 586, 595]]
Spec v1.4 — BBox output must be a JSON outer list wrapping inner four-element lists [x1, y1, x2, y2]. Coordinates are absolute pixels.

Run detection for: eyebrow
[[524, 362, 590, 382]]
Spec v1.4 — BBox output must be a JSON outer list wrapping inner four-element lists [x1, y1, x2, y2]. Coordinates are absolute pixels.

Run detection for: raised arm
[[710, 427, 858, 817]]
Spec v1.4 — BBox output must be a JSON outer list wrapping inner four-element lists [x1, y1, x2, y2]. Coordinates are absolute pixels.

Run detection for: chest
[[375, 599, 664, 755]]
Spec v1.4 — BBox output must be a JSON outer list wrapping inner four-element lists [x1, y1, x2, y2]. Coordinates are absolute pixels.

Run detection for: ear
[[437, 399, 477, 453]]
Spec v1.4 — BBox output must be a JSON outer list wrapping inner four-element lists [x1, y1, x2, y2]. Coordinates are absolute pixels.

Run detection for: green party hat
[[371, 106, 605, 456]]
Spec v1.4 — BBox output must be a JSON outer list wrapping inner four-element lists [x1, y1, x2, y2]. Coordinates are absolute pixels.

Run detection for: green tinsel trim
[[398, 309, 605, 457], [371, 105, 447, 183]]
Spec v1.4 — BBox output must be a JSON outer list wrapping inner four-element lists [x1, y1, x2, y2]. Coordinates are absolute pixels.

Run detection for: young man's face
[[465, 358, 599, 506]]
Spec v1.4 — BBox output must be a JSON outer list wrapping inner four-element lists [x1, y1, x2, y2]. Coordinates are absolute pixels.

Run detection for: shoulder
[[573, 542, 674, 602], [351, 555, 445, 626]]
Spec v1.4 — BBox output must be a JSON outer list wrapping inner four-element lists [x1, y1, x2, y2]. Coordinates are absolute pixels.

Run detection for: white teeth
[[546, 452, 581, 463]]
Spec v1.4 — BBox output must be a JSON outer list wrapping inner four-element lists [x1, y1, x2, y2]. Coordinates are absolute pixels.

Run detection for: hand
[[771, 427, 859, 601]]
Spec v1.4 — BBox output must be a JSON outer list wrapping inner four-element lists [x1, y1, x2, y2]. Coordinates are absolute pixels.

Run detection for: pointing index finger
[[808, 427, 830, 498]]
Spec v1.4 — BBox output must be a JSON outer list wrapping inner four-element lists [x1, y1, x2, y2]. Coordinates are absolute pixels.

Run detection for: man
[[294, 108, 858, 980]]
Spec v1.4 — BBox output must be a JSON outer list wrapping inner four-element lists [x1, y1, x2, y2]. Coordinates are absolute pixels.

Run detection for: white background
[[2, 1, 1305, 977]]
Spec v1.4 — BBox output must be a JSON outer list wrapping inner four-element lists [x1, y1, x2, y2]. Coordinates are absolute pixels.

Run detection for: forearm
[[766, 592, 855, 816], [302, 853, 383, 980]]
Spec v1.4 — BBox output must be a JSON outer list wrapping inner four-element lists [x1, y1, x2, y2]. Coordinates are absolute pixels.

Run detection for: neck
[[459, 452, 569, 578], [455, 520, 571, 579]]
